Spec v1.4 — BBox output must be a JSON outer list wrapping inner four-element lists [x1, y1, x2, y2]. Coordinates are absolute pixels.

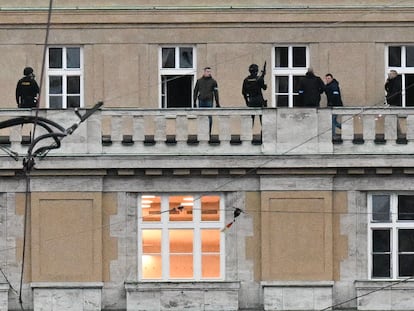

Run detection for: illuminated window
[[47, 47, 83, 108], [368, 194, 414, 279], [138, 194, 224, 280]]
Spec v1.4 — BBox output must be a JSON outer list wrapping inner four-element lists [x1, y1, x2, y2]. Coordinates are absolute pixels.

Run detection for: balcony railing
[[0, 107, 413, 157]]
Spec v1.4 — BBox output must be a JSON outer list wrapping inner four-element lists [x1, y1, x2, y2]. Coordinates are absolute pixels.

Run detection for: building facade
[[1, 1, 414, 310]]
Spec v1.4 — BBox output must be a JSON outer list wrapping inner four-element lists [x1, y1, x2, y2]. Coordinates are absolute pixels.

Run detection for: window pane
[[201, 196, 220, 221], [405, 74, 414, 107], [142, 195, 161, 222], [67, 76, 80, 94], [293, 75, 305, 93], [406, 46, 414, 67], [201, 229, 220, 252], [142, 229, 162, 279], [293, 47, 307, 67], [275, 47, 288, 67], [373, 229, 390, 252], [388, 46, 401, 67], [169, 229, 193, 278], [202, 255, 220, 278], [143, 229, 161, 253], [169, 195, 192, 221], [67, 96, 80, 108], [398, 195, 414, 220], [162, 48, 175, 68], [399, 229, 414, 252], [372, 254, 391, 278], [49, 76, 62, 94], [276, 95, 288, 107], [67, 47, 80, 68], [399, 254, 414, 277], [372, 195, 390, 222], [275, 76, 288, 93], [49, 96, 62, 109], [179, 47, 193, 68], [49, 48, 63, 68]]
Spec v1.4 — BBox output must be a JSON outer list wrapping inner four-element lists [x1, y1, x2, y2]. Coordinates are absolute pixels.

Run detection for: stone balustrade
[[0, 107, 413, 157]]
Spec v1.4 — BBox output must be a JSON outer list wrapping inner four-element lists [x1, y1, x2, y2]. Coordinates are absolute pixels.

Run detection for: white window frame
[[385, 45, 414, 107], [158, 46, 197, 108], [137, 194, 225, 281], [368, 193, 414, 280], [46, 46, 84, 109], [272, 45, 309, 108]]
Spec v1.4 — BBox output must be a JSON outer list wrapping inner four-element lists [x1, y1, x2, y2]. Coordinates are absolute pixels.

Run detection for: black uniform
[[16, 76, 39, 108], [385, 75, 402, 106], [298, 72, 325, 107], [242, 74, 267, 107]]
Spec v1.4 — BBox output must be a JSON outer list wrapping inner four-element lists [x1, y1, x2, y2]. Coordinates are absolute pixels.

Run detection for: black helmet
[[23, 67, 34, 76], [249, 64, 259, 74]]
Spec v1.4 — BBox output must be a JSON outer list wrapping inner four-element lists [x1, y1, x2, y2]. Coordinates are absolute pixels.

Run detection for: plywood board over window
[[31, 192, 102, 282], [261, 191, 333, 281]]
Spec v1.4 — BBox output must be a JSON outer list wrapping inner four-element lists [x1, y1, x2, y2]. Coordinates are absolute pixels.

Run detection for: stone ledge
[[125, 281, 240, 311], [261, 281, 334, 311], [355, 280, 414, 310], [31, 282, 104, 289]]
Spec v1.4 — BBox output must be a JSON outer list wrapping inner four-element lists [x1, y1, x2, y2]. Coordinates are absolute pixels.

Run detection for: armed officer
[[16, 67, 39, 108], [242, 63, 267, 125]]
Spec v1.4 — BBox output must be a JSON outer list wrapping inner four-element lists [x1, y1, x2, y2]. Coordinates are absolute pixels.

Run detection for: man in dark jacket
[[385, 70, 402, 106], [297, 68, 325, 107], [16, 67, 39, 108], [325, 73, 343, 138], [193, 67, 220, 135]]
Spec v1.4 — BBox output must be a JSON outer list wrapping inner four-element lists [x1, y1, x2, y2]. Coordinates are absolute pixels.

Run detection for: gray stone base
[[0, 283, 9, 311], [125, 281, 240, 311], [355, 280, 414, 310], [261, 281, 334, 311], [31, 282, 103, 311]]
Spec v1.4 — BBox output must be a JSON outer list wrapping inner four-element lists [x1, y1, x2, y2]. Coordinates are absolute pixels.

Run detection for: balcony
[[0, 107, 413, 160]]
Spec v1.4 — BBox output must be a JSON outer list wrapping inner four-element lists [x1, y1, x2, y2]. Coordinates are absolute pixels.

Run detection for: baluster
[[362, 115, 376, 143], [133, 115, 144, 143], [384, 114, 397, 142], [341, 114, 353, 141], [122, 116, 134, 145], [176, 115, 187, 142], [165, 115, 176, 144]]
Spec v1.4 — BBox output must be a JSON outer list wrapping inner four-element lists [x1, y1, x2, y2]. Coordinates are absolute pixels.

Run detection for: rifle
[[261, 61, 267, 77]]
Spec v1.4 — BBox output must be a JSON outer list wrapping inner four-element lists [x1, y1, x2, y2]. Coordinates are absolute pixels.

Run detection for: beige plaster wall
[[261, 191, 338, 281]]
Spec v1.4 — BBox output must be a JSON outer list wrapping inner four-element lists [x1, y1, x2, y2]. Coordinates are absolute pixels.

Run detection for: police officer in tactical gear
[[242, 63, 267, 126], [242, 64, 267, 108], [16, 67, 40, 108]]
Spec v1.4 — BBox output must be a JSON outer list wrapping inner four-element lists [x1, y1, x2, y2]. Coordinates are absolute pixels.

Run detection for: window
[[272, 46, 309, 107], [138, 194, 224, 280], [369, 194, 414, 279], [159, 46, 196, 108], [386, 45, 414, 107], [47, 47, 83, 108]]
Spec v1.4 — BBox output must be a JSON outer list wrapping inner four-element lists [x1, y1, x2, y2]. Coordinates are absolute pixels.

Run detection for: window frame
[[137, 194, 225, 282], [385, 45, 414, 107], [271, 45, 310, 108], [158, 46, 197, 109], [46, 46, 84, 109], [368, 193, 414, 280]]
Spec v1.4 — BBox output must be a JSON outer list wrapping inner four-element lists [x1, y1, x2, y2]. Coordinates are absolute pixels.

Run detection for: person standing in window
[[297, 68, 325, 107], [193, 67, 220, 134], [324, 73, 343, 137], [16, 67, 39, 108], [385, 70, 402, 106]]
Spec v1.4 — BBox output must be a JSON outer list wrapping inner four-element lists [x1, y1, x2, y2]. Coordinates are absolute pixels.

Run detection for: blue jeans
[[332, 114, 341, 137], [199, 100, 213, 134]]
